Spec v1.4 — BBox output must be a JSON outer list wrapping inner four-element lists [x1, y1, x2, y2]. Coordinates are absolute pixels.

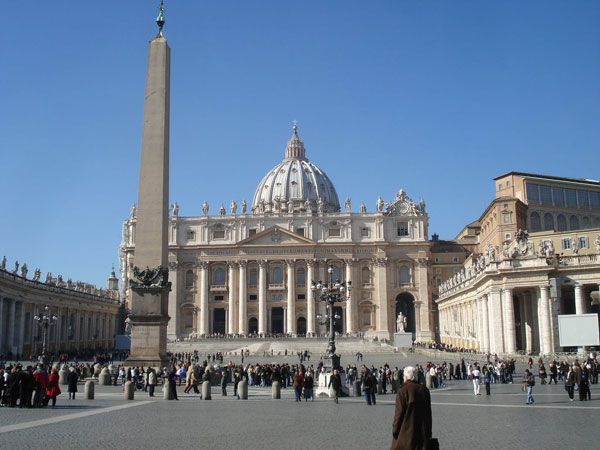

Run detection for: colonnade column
[[538, 285, 551, 355], [286, 260, 296, 336], [306, 260, 315, 336], [228, 262, 236, 335], [574, 284, 586, 315], [238, 261, 247, 336], [344, 259, 356, 334], [502, 288, 516, 354], [199, 262, 209, 336], [167, 261, 178, 337], [488, 289, 503, 353], [480, 295, 490, 352], [258, 260, 267, 336], [6, 299, 16, 353]]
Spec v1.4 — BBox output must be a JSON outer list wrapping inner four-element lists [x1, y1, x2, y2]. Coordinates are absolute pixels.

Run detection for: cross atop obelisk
[[126, 1, 171, 367]]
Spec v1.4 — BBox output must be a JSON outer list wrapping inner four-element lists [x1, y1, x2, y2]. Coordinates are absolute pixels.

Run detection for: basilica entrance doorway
[[271, 307, 284, 334], [248, 317, 258, 334], [395, 293, 416, 337], [297, 317, 307, 336], [213, 308, 225, 335]]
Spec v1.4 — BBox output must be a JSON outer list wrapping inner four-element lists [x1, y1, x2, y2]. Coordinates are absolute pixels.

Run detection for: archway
[[297, 317, 307, 336], [395, 293, 416, 336], [248, 317, 258, 334]]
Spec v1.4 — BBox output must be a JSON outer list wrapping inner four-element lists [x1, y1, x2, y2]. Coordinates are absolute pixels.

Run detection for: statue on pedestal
[[172, 202, 179, 216], [359, 202, 366, 214], [20, 263, 28, 279], [130, 204, 136, 219], [230, 200, 237, 215], [376, 196, 384, 212], [219, 204, 226, 216], [202, 201, 209, 216], [396, 312, 407, 333], [241, 200, 247, 214], [1, 256, 5, 270], [12, 261, 19, 274], [344, 198, 351, 213]]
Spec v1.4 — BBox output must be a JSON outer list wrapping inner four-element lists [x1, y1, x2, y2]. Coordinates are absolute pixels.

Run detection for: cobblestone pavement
[[1, 354, 599, 449]]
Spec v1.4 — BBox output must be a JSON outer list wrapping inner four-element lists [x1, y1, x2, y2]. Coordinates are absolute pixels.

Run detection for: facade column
[[238, 261, 247, 336], [228, 262, 236, 335], [317, 260, 327, 335], [286, 260, 296, 336], [344, 259, 356, 334], [574, 284, 586, 315], [306, 260, 315, 336], [283, 306, 288, 333], [481, 295, 490, 352], [374, 257, 389, 339], [538, 285, 551, 355], [0, 298, 4, 353], [488, 289, 503, 353], [199, 262, 209, 336], [523, 293, 533, 354], [502, 288, 516, 354], [167, 261, 179, 337], [17, 302, 26, 356], [258, 260, 267, 336]]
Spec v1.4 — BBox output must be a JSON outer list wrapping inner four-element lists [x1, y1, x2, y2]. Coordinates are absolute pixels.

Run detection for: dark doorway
[[333, 306, 344, 334], [213, 308, 225, 334], [513, 295, 523, 351], [248, 317, 258, 334], [395, 293, 416, 337], [271, 307, 284, 334], [297, 317, 307, 336]]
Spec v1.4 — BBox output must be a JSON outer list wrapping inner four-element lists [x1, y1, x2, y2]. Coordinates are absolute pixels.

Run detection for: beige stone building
[[120, 126, 435, 342], [436, 172, 600, 354], [0, 264, 121, 357]]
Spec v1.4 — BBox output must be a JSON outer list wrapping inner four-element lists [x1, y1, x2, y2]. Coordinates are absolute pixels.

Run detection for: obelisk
[[126, 1, 171, 367]]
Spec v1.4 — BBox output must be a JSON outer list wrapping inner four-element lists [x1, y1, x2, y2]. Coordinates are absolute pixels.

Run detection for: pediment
[[238, 226, 315, 246]]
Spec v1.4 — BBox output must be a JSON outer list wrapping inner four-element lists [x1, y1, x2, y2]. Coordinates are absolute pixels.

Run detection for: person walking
[[303, 371, 314, 401], [147, 368, 157, 397], [292, 370, 304, 402], [220, 371, 228, 396], [471, 365, 481, 395], [67, 367, 78, 400], [363, 370, 377, 405], [328, 369, 342, 404], [523, 369, 535, 405], [390, 366, 433, 450], [45, 368, 61, 407], [483, 366, 492, 395], [565, 365, 575, 401]]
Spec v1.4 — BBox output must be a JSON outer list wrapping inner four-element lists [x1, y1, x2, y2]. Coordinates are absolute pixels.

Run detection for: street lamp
[[34, 305, 58, 366], [311, 265, 352, 372]]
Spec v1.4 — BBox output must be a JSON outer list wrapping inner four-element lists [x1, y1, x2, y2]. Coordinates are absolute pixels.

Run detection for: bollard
[[84, 381, 95, 400], [163, 382, 175, 400], [425, 373, 433, 389], [124, 381, 135, 400], [99, 368, 111, 386], [377, 379, 383, 395], [93, 364, 102, 378], [353, 380, 361, 397], [202, 381, 211, 400], [59, 367, 69, 386], [238, 379, 248, 400], [272, 381, 281, 399]]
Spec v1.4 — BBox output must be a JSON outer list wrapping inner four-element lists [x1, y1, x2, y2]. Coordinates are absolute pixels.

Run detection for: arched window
[[569, 215, 580, 230], [214, 268, 226, 285], [361, 267, 371, 285], [272, 266, 283, 284], [185, 270, 194, 288], [331, 266, 341, 282], [400, 266, 410, 284], [249, 269, 257, 287], [530, 212, 541, 231], [296, 269, 305, 286], [582, 216, 591, 229], [557, 214, 567, 231], [543, 213, 554, 231]]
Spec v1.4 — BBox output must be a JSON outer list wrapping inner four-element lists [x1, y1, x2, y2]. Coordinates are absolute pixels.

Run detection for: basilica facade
[[120, 126, 434, 341]]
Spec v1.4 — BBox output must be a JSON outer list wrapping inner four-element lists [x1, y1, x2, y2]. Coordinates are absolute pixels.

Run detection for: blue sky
[[1, 1, 599, 287]]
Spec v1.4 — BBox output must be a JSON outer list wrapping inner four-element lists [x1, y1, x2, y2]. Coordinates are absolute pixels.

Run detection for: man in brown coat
[[391, 366, 432, 450]]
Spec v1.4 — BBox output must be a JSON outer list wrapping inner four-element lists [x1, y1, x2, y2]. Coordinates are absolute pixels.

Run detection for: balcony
[[268, 283, 285, 291], [210, 284, 228, 292]]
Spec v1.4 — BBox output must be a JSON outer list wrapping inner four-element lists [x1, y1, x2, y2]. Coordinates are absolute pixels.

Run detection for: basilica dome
[[251, 126, 340, 214]]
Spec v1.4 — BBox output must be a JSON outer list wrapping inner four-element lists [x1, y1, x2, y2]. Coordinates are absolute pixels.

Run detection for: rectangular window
[[590, 192, 600, 209], [553, 187, 565, 206], [503, 213, 511, 223], [185, 314, 193, 329], [577, 190, 589, 209], [186, 230, 195, 241], [296, 228, 305, 237], [363, 311, 371, 326], [360, 227, 370, 237], [248, 229, 257, 237], [566, 189, 577, 207], [213, 230, 225, 239], [249, 272, 257, 287], [434, 257, 440, 263], [540, 185, 553, 204], [498, 183, 502, 190], [397, 222, 409, 236], [214, 295, 224, 301], [297, 294, 305, 301], [505, 233, 511, 239], [562, 238, 571, 250], [579, 237, 589, 249], [249, 294, 257, 301], [526, 183, 539, 203], [328, 228, 341, 237]]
